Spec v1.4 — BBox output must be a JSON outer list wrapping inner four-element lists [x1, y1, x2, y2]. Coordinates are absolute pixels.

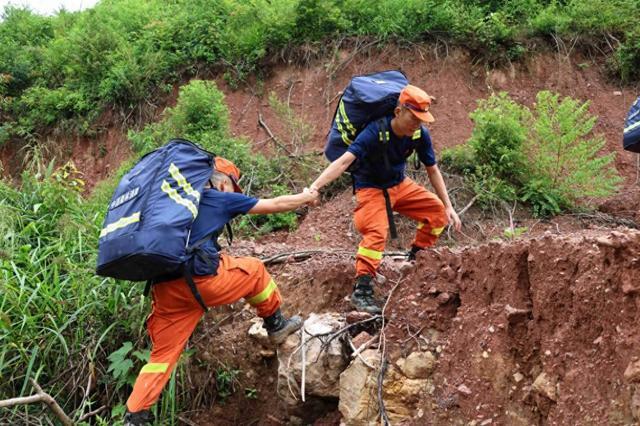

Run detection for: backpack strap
[[184, 234, 219, 313], [377, 118, 392, 172], [376, 118, 398, 240]]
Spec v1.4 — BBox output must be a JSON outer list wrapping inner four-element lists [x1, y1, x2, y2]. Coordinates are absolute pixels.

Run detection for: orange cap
[[214, 157, 242, 193], [398, 85, 435, 123]]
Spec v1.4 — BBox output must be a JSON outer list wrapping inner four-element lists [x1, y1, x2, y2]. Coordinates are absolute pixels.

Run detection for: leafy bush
[[444, 91, 621, 216], [2, 0, 640, 144], [129, 79, 306, 234]]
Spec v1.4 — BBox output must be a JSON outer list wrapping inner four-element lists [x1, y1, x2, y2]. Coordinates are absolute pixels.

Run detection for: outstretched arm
[[425, 164, 462, 231], [248, 190, 318, 214], [309, 151, 357, 192]]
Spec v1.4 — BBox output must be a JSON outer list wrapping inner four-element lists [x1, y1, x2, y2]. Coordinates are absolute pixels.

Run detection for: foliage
[[442, 91, 621, 216], [0, 159, 148, 423], [129, 79, 309, 234], [1, 0, 640, 144]]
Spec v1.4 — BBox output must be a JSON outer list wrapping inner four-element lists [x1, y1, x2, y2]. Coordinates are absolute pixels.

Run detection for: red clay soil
[[186, 227, 640, 425]]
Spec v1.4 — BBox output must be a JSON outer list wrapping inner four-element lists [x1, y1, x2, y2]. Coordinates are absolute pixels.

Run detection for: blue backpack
[[324, 70, 416, 240], [623, 97, 640, 153], [96, 139, 216, 310], [324, 69, 409, 162]]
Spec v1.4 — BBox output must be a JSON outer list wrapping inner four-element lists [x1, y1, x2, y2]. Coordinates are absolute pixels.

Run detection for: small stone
[[614, 91, 623, 96], [544, 350, 551, 356], [488, 326, 495, 333], [352, 331, 373, 349], [375, 273, 387, 285], [417, 408, 424, 418], [593, 336, 603, 345], [532, 372, 557, 401], [436, 346, 443, 354], [259, 349, 276, 358], [436, 292, 451, 305], [480, 420, 493, 425], [482, 351, 489, 359], [397, 351, 436, 379], [345, 311, 373, 324], [457, 384, 472, 396], [513, 372, 524, 383], [624, 360, 640, 383], [632, 387, 640, 421]]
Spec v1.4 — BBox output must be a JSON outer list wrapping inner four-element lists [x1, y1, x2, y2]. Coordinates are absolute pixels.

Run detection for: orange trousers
[[354, 177, 448, 277], [126, 253, 281, 413]]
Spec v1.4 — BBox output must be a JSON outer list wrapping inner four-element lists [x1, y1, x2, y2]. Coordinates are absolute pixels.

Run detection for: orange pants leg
[[126, 254, 281, 413], [354, 188, 389, 277], [391, 178, 448, 249]]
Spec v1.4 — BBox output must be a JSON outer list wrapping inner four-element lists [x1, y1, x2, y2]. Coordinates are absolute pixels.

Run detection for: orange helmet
[[214, 157, 242, 193]]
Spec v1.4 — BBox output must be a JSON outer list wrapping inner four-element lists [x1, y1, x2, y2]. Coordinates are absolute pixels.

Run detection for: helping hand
[[302, 187, 320, 206], [446, 207, 462, 232]]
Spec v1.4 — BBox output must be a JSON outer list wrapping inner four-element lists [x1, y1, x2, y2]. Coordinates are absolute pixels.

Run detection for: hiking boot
[[263, 309, 303, 345], [124, 409, 154, 426], [350, 275, 382, 314], [407, 246, 423, 262]]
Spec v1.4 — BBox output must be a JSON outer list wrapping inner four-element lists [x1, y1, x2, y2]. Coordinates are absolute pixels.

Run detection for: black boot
[[350, 275, 382, 314], [407, 245, 423, 261], [263, 309, 303, 345], [124, 409, 154, 426]]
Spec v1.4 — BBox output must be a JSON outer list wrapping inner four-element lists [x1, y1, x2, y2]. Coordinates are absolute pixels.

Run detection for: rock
[[259, 349, 276, 358], [248, 318, 269, 346], [436, 292, 451, 305], [624, 360, 640, 383], [340, 350, 431, 425], [339, 350, 381, 425], [614, 90, 623, 96], [457, 384, 472, 396], [277, 313, 349, 405], [632, 386, 640, 421], [513, 372, 524, 383], [396, 351, 436, 379], [352, 331, 374, 350], [532, 372, 557, 401], [375, 273, 387, 285], [346, 311, 373, 324]]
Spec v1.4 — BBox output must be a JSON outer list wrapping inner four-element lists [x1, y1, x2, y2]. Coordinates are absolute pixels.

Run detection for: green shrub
[[613, 31, 640, 82], [468, 92, 530, 186], [445, 91, 621, 216], [527, 91, 621, 210]]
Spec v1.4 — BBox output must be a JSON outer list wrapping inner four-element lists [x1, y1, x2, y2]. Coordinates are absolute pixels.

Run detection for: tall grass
[[0, 159, 149, 423]]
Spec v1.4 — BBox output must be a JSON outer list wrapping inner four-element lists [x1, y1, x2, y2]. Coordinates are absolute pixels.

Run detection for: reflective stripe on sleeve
[[357, 246, 383, 260], [412, 129, 421, 140], [416, 222, 424, 230], [247, 279, 277, 305], [99, 212, 141, 238], [140, 362, 169, 374]]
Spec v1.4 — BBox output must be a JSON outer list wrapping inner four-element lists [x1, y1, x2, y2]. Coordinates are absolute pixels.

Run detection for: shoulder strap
[[377, 118, 391, 172]]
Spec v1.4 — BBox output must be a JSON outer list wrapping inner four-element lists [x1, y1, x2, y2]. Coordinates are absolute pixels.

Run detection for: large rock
[[339, 350, 381, 425], [532, 372, 558, 401], [277, 312, 348, 404], [339, 350, 431, 425]]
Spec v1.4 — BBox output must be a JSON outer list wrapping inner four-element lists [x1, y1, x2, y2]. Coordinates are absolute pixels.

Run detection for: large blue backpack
[[96, 139, 215, 310], [324, 70, 408, 162], [623, 97, 640, 153]]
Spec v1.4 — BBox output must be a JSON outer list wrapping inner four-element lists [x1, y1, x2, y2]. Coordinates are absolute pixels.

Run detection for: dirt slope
[[188, 228, 640, 425]]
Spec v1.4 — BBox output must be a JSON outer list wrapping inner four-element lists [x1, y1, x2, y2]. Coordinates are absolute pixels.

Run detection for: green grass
[[1, 0, 640, 145]]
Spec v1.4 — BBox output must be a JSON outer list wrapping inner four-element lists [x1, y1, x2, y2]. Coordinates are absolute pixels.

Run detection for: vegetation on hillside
[[1, 0, 639, 145], [441, 91, 622, 216]]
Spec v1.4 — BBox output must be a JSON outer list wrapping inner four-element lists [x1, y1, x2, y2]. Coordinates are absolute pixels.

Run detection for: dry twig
[[257, 113, 295, 157], [0, 379, 73, 426]]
